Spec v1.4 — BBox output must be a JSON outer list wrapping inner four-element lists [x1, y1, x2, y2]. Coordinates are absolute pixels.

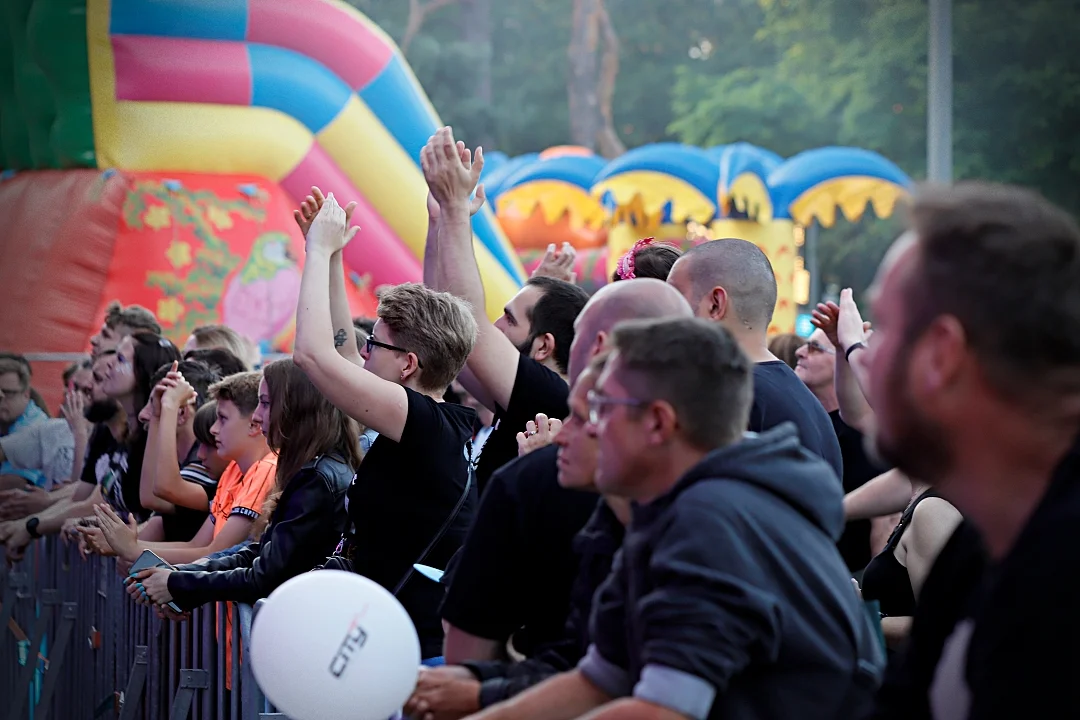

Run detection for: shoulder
[[487, 444, 559, 497], [911, 496, 961, 526], [510, 358, 569, 408], [403, 387, 477, 435]]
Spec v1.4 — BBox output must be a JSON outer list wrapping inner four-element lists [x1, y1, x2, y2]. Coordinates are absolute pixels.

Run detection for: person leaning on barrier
[[126, 358, 360, 615]]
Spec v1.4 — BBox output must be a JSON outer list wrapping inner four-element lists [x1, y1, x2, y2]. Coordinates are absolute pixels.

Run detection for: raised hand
[[294, 187, 358, 241], [420, 127, 483, 214], [306, 193, 353, 254], [837, 288, 869, 352], [811, 301, 842, 350], [516, 413, 563, 457], [60, 388, 91, 441], [160, 369, 197, 411], [531, 242, 578, 283]]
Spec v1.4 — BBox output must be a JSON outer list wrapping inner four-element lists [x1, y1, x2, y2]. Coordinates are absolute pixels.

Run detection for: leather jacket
[[167, 454, 355, 610]]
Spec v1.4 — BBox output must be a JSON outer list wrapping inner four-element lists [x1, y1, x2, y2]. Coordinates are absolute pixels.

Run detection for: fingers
[[343, 201, 357, 225], [471, 145, 484, 182], [548, 418, 563, 436], [470, 183, 487, 215], [438, 127, 458, 162], [525, 419, 538, 437]]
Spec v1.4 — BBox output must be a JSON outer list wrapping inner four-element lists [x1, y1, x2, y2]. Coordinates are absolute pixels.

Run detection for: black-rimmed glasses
[[365, 335, 424, 368]]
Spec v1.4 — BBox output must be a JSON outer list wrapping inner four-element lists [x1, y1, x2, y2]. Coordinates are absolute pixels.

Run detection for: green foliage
[[353, 0, 1079, 297]]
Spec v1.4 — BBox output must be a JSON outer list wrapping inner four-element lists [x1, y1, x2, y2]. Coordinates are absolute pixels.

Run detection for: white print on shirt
[[930, 618, 974, 720]]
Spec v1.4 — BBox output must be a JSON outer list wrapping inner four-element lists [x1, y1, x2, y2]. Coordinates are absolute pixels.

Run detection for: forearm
[[437, 206, 488, 320], [139, 539, 227, 566], [295, 245, 337, 366], [844, 469, 913, 520], [150, 410, 205, 510], [37, 488, 103, 534], [68, 432, 89, 486], [469, 670, 610, 720], [139, 419, 172, 512], [329, 250, 364, 365], [881, 616, 913, 650], [835, 357, 873, 432], [423, 212, 441, 289]]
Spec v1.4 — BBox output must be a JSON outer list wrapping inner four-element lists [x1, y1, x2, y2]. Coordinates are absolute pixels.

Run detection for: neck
[[538, 356, 568, 383], [106, 407, 129, 440], [632, 445, 709, 505], [233, 440, 271, 474], [603, 495, 632, 525], [722, 322, 774, 364], [811, 383, 839, 413], [176, 425, 197, 462], [943, 411, 1079, 560], [118, 396, 138, 432]]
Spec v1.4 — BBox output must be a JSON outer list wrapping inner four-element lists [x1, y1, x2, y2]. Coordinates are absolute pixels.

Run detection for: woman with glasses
[[291, 191, 480, 662]]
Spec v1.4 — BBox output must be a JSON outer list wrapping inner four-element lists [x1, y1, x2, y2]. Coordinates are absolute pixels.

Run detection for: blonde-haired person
[[293, 191, 480, 662], [183, 324, 256, 370]]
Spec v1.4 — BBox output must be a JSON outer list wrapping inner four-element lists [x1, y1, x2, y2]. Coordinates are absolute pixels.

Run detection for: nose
[[138, 405, 151, 424]]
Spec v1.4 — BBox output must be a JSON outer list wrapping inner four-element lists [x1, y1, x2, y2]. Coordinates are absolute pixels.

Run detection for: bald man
[[440, 279, 693, 668], [668, 239, 843, 478]]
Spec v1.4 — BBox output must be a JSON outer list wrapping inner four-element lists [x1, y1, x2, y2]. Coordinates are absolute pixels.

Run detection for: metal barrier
[[0, 538, 279, 720]]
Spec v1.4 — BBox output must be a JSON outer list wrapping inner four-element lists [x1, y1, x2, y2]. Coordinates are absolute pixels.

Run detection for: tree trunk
[[567, 0, 624, 157], [401, 0, 459, 55], [459, 0, 494, 148]]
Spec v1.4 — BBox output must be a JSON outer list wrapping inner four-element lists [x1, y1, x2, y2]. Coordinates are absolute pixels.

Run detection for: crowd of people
[[2, 125, 1078, 719]]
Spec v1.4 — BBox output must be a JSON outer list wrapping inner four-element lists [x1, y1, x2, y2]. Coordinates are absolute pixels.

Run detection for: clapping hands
[[421, 127, 484, 218]]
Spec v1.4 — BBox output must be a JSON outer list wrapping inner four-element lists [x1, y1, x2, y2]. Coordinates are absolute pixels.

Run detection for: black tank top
[[860, 489, 937, 617]]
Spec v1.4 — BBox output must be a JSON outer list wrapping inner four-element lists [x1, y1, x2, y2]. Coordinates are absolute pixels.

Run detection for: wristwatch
[[25, 516, 41, 539]]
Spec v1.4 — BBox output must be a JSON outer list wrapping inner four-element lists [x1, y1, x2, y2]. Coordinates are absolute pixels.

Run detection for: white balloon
[[250, 570, 421, 720]]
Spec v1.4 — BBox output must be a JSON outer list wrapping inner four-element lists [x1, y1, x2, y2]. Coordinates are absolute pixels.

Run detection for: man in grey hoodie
[[466, 317, 883, 720]]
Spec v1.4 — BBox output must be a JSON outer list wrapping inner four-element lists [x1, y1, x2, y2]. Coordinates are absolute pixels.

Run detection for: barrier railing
[[0, 538, 279, 720]]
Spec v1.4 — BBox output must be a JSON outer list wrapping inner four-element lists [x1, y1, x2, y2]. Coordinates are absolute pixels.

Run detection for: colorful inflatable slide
[[1, 0, 524, 409]]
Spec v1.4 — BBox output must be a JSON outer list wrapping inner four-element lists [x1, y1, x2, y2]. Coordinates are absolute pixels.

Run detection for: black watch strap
[[25, 517, 41, 538], [844, 341, 867, 361]]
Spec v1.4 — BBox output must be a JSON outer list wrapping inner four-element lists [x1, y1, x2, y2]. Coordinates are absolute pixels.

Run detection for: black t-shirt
[[475, 355, 570, 495], [79, 423, 149, 523], [873, 437, 1080, 720], [441, 444, 600, 657], [159, 443, 218, 542], [345, 387, 478, 659], [749, 361, 843, 479], [830, 410, 886, 571]]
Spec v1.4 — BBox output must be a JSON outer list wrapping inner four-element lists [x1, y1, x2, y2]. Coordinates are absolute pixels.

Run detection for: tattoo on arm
[[334, 329, 347, 348]]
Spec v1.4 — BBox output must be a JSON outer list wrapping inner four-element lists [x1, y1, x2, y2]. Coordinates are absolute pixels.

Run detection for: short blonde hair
[[377, 283, 478, 392], [190, 325, 254, 370]]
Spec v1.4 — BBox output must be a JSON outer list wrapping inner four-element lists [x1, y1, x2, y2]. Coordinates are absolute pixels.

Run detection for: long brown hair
[[252, 358, 363, 538]]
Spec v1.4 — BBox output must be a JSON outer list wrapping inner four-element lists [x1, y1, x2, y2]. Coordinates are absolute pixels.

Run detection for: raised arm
[[295, 187, 364, 367], [812, 296, 874, 432], [293, 194, 410, 441], [423, 127, 522, 410], [150, 375, 213, 511]]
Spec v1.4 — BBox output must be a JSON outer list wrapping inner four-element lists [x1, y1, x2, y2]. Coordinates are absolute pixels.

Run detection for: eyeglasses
[[364, 335, 423, 368], [805, 340, 836, 355], [586, 389, 648, 425]]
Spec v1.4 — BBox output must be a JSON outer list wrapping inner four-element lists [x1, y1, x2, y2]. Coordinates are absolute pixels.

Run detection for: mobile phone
[[128, 550, 184, 614]]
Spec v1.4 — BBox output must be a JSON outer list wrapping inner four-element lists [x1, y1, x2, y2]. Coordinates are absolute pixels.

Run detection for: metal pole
[[927, 0, 953, 182], [805, 221, 821, 308]]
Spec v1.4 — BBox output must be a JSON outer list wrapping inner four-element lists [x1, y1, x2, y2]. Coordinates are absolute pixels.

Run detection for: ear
[[247, 415, 262, 437], [175, 404, 190, 427], [400, 352, 422, 383], [646, 400, 680, 445], [910, 316, 967, 403], [591, 330, 609, 357], [531, 333, 557, 365], [707, 286, 729, 321]]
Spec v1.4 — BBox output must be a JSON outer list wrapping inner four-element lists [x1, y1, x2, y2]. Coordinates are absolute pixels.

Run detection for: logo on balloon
[[328, 612, 369, 678]]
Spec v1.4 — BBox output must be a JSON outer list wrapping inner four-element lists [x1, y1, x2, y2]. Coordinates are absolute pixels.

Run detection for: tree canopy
[[351, 0, 1079, 296]]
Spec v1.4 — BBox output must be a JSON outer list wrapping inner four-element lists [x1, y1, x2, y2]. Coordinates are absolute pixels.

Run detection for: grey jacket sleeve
[[633, 496, 782, 720], [577, 548, 633, 699]]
